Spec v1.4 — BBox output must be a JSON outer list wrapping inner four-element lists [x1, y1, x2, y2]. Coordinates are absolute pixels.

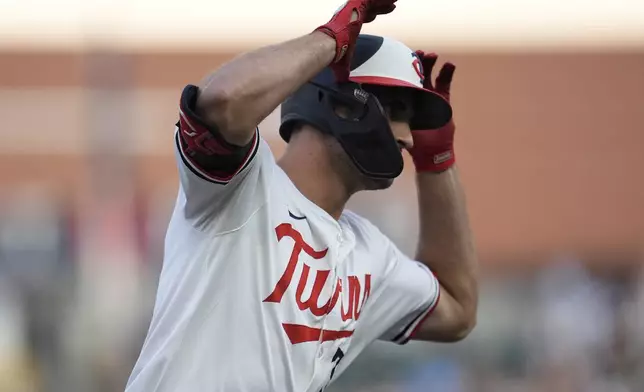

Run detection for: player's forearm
[[415, 166, 478, 334], [195, 32, 336, 146]]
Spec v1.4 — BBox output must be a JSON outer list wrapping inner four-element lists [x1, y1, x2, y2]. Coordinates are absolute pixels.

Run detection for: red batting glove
[[315, 0, 397, 82], [408, 51, 457, 172]]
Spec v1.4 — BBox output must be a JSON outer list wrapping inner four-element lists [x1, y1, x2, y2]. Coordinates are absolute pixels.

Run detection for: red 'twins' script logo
[[263, 223, 371, 344]]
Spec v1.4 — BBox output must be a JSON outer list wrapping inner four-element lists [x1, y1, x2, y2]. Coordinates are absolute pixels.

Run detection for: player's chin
[[363, 176, 394, 191]]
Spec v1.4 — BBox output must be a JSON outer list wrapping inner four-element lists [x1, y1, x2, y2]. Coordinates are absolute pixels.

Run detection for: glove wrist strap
[[411, 147, 455, 172]]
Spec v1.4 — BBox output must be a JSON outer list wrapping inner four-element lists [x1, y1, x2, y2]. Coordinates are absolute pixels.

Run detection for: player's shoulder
[[340, 210, 389, 246], [340, 210, 401, 280]]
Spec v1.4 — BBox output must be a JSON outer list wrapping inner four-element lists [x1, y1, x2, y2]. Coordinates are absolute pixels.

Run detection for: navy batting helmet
[[280, 34, 452, 179]]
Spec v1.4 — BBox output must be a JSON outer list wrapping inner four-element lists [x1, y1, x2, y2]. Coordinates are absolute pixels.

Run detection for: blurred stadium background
[[0, 1, 643, 391]]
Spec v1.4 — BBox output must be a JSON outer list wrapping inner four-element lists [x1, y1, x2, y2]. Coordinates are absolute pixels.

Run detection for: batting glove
[[315, 0, 398, 82], [409, 51, 457, 172]]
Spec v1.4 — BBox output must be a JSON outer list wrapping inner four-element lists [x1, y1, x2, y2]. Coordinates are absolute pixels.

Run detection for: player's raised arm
[[174, 0, 399, 228], [193, 0, 399, 147], [407, 53, 479, 342]]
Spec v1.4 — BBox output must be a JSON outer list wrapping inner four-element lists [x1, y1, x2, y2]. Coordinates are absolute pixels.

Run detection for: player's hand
[[408, 51, 457, 172], [315, 0, 398, 81]]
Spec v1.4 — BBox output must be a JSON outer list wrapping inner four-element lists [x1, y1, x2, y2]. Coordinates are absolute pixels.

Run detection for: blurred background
[[0, 1, 643, 391]]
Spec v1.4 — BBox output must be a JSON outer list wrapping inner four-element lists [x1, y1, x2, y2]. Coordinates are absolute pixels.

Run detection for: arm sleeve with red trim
[[373, 242, 441, 344], [344, 216, 441, 348], [174, 84, 272, 230]]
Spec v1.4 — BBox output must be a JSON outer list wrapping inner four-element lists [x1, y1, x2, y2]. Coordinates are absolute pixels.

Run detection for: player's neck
[[278, 131, 354, 220]]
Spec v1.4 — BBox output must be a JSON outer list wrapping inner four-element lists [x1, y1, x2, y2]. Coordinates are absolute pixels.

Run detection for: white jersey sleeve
[[346, 215, 440, 346], [374, 242, 441, 344], [173, 84, 273, 232]]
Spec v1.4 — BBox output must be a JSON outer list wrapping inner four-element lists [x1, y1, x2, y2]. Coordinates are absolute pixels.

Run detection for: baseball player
[[125, 0, 478, 391]]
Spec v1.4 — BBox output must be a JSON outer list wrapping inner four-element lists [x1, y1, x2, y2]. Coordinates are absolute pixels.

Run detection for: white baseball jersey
[[125, 86, 440, 392]]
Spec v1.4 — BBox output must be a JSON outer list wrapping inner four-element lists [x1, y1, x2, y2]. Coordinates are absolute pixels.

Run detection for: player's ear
[[330, 94, 367, 121], [333, 104, 352, 119]]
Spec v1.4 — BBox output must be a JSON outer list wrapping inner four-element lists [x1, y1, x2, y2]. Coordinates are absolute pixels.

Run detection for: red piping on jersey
[[404, 290, 441, 344]]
